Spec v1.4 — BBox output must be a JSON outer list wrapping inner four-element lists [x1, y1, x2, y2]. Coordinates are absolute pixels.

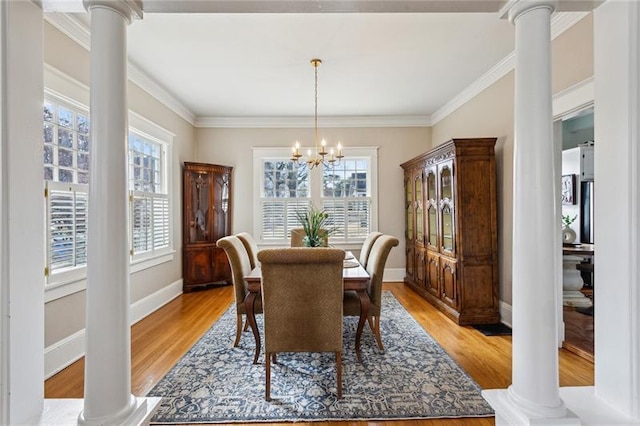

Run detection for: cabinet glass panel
[[427, 169, 436, 201], [405, 178, 413, 240], [441, 165, 452, 200], [442, 203, 454, 252], [415, 175, 423, 242], [428, 204, 437, 246], [189, 171, 210, 243]]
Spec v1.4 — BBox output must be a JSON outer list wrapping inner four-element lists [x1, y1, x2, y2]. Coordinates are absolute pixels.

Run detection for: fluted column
[[483, 1, 578, 424], [79, 1, 143, 424]]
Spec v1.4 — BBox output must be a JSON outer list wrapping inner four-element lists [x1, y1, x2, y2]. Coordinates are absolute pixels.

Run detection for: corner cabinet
[[183, 162, 233, 292], [401, 138, 499, 325]]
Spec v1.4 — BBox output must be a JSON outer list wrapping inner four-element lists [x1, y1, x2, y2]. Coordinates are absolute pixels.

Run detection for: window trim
[[252, 146, 379, 248]]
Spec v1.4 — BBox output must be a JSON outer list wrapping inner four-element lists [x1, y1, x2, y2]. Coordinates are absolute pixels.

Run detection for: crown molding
[[195, 115, 431, 128], [44, 13, 196, 125], [44, 12, 90, 50], [127, 63, 195, 125], [431, 11, 589, 125], [431, 51, 516, 125]]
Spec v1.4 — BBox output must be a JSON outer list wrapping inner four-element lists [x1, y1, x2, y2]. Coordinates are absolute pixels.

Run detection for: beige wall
[[43, 22, 197, 347], [432, 73, 515, 304], [195, 126, 431, 270], [431, 14, 593, 306]]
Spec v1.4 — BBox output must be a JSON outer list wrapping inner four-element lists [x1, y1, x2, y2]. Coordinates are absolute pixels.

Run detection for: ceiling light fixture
[[291, 58, 343, 169]]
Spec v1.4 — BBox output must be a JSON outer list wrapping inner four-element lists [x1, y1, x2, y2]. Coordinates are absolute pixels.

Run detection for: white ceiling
[[125, 13, 515, 119], [58, 1, 596, 125]]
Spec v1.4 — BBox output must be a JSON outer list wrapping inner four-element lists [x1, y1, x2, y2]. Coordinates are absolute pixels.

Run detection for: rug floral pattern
[[148, 292, 493, 423]]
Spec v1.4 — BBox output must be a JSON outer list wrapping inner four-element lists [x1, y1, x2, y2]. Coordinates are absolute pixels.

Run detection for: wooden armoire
[[400, 138, 499, 324], [182, 162, 233, 292]]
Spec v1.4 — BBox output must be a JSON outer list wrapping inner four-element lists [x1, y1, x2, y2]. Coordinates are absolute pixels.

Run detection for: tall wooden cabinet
[[401, 138, 499, 324], [183, 162, 233, 292]]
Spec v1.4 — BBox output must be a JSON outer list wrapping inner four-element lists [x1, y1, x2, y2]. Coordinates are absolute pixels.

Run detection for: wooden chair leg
[[243, 317, 249, 331], [367, 316, 375, 333], [234, 315, 243, 347], [265, 351, 271, 401], [373, 316, 384, 351], [336, 351, 342, 399]]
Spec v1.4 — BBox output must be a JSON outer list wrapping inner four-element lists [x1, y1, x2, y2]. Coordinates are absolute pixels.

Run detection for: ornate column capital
[[83, 0, 143, 23], [500, 0, 557, 24]]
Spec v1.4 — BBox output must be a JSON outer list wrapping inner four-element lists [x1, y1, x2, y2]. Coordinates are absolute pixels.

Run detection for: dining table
[[243, 251, 371, 363]]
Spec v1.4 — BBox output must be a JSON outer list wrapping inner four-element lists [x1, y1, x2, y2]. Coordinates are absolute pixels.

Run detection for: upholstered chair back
[[258, 248, 345, 351], [217, 235, 251, 307], [236, 232, 260, 269], [364, 235, 400, 312], [358, 231, 383, 269]]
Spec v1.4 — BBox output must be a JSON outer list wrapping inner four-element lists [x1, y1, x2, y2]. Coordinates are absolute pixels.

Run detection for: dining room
[[5, 1, 640, 425]]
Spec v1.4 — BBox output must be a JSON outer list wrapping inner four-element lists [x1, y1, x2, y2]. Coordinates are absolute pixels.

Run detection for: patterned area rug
[[148, 292, 493, 423]]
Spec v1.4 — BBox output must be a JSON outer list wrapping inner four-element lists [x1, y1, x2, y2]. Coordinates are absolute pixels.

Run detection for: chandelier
[[291, 58, 343, 169]]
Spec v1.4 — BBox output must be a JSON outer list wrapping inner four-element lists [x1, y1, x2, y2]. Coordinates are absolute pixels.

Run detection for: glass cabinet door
[[188, 171, 210, 243], [405, 175, 414, 241], [415, 172, 424, 244], [439, 162, 455, 254], [426, 167, 438, 248], [212, 171, 231, 240]]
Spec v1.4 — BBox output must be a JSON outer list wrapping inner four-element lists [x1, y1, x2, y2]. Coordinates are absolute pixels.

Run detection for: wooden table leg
[[355, 289, 370, 363], [244, 292, 261, 364]]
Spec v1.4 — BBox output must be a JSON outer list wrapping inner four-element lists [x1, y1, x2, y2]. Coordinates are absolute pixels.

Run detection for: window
[[128, 131, 170, 259], [44, 90, 174, 299], [260, 159, 309, 241], [322, 159, 371, 241], [254, 147, 378, 247], [44, 93, 90, 282]]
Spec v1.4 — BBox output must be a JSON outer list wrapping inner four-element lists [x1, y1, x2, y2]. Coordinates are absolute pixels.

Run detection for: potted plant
[[562, 214, 577, 244], [295, 204, 333, 247]]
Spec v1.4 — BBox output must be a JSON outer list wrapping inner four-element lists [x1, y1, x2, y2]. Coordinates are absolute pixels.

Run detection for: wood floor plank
[[45, 282, 594, 425]]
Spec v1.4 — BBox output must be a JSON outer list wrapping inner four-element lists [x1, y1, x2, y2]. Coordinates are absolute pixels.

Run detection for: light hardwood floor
[[45, 282, 594, 426]]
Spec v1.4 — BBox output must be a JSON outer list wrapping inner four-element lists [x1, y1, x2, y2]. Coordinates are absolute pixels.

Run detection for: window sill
[[45, 250, 175, 303]]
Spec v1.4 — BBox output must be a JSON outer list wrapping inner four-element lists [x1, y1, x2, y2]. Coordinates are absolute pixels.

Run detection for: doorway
[[560, 106, 594, 361]]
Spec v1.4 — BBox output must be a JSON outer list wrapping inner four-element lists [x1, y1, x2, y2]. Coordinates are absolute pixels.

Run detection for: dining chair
[[258, 247, 345, 401], [359, 231, 383, 269], [290, 228, 329, 247], [344, 234, 399, 351], [216, 235, 262, 347], [236, 232, 260, 269]]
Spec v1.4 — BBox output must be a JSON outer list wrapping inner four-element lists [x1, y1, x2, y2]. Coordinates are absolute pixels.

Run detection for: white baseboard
[[44, 329, 86, 380], [130, 279, 183, 325], [383, 268, 405, 282], [44, 279, 183, 380], [499, 300, 513, 328]]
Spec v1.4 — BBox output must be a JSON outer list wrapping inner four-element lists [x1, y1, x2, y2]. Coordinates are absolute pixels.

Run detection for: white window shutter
[[46, 182, 89, 274]]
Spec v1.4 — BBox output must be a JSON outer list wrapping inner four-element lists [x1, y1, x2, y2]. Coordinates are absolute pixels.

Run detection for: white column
[[483, 1, 578, 423], [79, 1, 145, 424], [593, 0, 640, 418], [1, 1, 45, 424], [509, 1, 564, 415]]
